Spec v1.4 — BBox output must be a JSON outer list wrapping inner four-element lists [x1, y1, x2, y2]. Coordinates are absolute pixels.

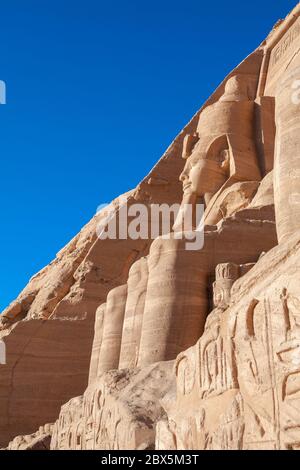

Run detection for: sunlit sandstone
[[3, 3, 300, 451]]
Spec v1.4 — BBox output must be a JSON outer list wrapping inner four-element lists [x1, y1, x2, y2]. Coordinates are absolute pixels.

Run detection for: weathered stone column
[[88, 303, 106, 384], [97, 284, 127, 374], [119, 257, 148, 369], [274, 65, 300, 243]]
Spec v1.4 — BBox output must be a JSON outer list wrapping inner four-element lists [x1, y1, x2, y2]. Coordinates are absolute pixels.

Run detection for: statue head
[[180, 134, 230, 198], [179, 75, 261, 203]]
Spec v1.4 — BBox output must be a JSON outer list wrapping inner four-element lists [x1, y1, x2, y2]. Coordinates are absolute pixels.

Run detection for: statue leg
[[138, 217, 277, 367]]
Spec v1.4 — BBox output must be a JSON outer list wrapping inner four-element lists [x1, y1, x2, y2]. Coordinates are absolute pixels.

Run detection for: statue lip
[[183, 183, 192, 192]]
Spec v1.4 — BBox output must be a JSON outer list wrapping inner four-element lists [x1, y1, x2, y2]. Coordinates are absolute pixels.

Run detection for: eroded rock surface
[[4, 424, 53, 451], [51, 362, 174, 450], [3, 3, 300, 451]]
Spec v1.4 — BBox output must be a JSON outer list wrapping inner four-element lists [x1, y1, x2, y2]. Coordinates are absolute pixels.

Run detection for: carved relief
[[89, 303, 106, 384], [136, 62, 281, 368]]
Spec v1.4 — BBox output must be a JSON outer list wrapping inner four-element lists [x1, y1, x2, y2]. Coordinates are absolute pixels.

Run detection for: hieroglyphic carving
[[228, 260, 300, 450], [234, 298, 277, 449], [206, 393, 244, 450], [155, 262, 245, 450], [273, 284, 300, 450], [270, 17, 300, 69]]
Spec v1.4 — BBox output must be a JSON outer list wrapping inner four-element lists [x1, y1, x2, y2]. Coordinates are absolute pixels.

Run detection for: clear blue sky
[[0, 0, 297, 311]]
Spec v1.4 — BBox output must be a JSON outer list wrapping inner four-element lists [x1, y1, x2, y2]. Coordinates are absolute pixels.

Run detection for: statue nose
[[179, 169, 189, 183]]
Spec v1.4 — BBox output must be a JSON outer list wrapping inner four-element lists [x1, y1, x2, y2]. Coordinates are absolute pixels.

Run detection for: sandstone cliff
[[2, 3, 300, 451]]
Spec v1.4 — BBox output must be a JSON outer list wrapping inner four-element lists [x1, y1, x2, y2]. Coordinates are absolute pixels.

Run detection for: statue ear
[[220, 149, 230, 172], [206, 135, 230, 172], [182, 133, 199, 160]]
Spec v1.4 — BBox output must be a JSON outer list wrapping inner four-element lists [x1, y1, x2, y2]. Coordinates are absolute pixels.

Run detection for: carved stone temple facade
[[2, 3, 300, 451]]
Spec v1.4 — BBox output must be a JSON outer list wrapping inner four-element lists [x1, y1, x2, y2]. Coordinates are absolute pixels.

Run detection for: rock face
[[156, 235, 300, 450], [5, 424, 53, 450], [51, 363, 174, 450], [2, 3, 300, 451]]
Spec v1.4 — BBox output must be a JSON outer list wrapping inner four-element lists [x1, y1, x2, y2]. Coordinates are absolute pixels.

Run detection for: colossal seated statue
[[48, 6, 300, 450], [174, 74, 261, 229], [137, 75, 277, 366], [89, 258, 149, 381], [156, 261, 260, 450], [89, 75, 278, 377]]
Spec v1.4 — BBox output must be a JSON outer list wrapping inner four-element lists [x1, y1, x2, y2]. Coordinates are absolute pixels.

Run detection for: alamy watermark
[[0, 80, 6, 104], [96, 198, 205, 251], [0, 340, 6, 365]]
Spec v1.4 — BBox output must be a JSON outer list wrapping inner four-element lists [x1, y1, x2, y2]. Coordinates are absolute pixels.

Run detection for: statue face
[[178, 79, 260, 204], [179, 138, 229, 197], [213, 283, 231, 309]]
